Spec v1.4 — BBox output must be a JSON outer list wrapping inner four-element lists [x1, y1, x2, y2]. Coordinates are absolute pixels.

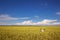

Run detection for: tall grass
[[0, 31, 60, 40]]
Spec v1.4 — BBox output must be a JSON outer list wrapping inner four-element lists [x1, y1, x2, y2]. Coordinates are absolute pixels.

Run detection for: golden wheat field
[[0, 26, 60, 40]]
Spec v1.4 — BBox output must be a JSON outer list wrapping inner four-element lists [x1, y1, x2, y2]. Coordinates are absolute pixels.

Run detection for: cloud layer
[[56, 12, 60, 15], [0, 19, 60, 25], [0, 14, 60, 25], [16, 19, 60, 25], [0, 14, 29, 20]]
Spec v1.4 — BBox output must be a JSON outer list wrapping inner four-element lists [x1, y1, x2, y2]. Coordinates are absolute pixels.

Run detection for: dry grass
[[0, 26, 60, 40]]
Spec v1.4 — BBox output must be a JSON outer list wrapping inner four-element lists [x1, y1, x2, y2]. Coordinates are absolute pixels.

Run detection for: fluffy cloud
[[0, 15, 19, 20], [16, 20, 35, 25], [0, 14, 29, 20], [0, 19, 60, 25], [56, 12, 60, 15], [16, 19, 60, 25], [36, 19, 57, 25], [0, 15, 60, 26]]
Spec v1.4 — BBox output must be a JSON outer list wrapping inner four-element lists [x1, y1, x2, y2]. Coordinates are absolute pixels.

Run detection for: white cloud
[[34, 16, 40, 19], [0, 15, 60, 25], [0, 14, 29, 20], [19, 17, 29, 19], [40, 19, 57, 24], [56, 12, 60, 15], [16, 19, 60, 25], [16, 20, 35, 25], [0, 14, 19, 20], [36, 19, 57, 25], [0, 19, 60, 25]]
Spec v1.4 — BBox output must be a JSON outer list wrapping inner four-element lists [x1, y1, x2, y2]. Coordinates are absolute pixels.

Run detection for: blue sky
[[0, 0, 60, 25]]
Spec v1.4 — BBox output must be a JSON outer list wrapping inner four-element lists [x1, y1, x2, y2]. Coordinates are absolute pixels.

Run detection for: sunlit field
[[0, 26, 60, 40]]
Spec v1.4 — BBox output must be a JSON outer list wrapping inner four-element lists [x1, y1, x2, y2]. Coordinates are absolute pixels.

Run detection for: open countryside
[[0, 26, 60, 40], [0, 0, 60, 40]]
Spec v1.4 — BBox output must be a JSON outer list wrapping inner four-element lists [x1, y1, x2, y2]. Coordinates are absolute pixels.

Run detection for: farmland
[[0, 26, 60, 40]]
